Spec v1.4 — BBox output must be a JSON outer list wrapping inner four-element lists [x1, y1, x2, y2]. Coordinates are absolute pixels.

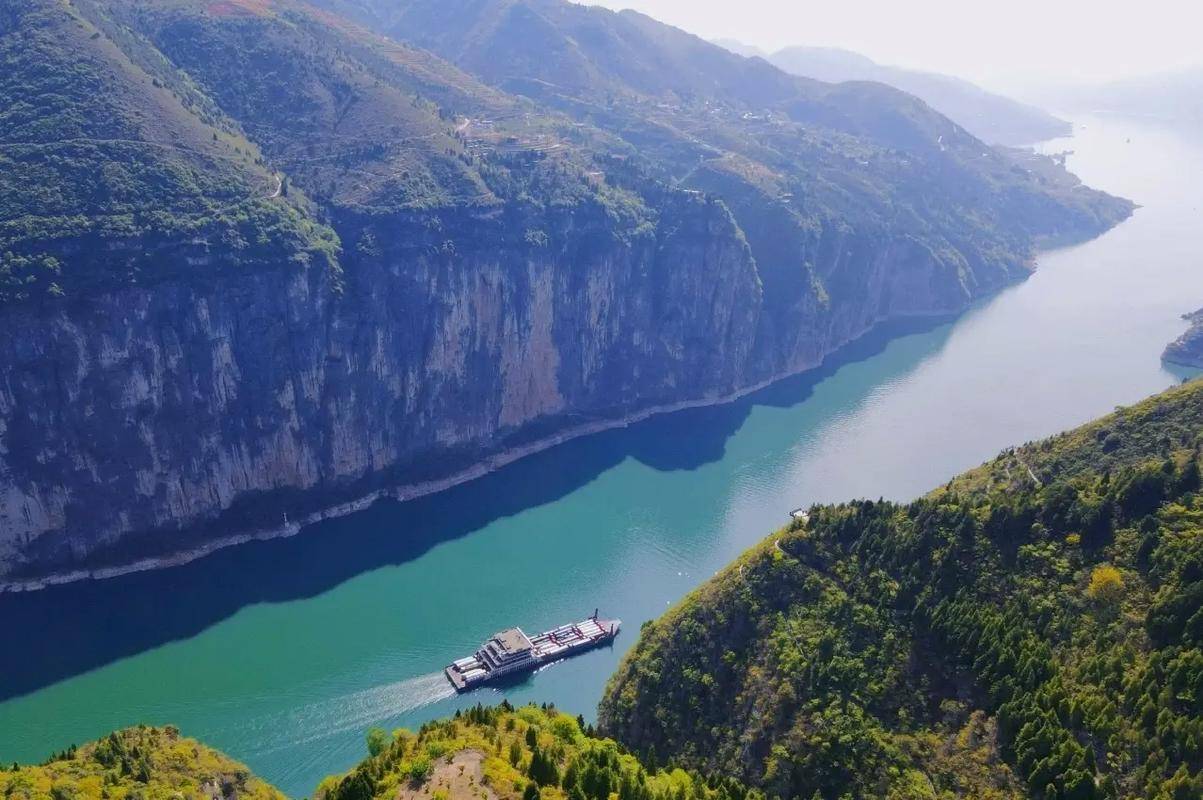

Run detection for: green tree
[[366, 727, 389, 757]]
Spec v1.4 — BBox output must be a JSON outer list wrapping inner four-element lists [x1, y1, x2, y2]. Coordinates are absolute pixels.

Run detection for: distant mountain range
[[714, 40, 1071, 146]]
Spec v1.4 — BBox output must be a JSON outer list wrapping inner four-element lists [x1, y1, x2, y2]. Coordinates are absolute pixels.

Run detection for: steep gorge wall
[[0, 196, 763, 580], [0, 193, 1025, 585]]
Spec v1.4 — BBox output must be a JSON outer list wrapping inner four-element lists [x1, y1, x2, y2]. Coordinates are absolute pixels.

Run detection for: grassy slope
[[0, 0, 335, 303], [70, 0, 673, 297], [600, 380, 1203, 800], [112, 0, 642, 220], [323, 0, 1125, 236], [112, 0, 493, 212], [308, 0, 1134, 323], [0, 0, 647, 306]]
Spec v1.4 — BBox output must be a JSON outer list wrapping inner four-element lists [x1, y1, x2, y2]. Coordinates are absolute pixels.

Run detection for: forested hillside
[[600, 379, 1203, 799], [316, 704, 753, 800], [0, 706, 747, 800]]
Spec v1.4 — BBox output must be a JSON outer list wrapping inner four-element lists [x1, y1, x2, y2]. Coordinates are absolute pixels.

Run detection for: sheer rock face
[[0, 189, 1020, 582], [0, 198, 757, 577]]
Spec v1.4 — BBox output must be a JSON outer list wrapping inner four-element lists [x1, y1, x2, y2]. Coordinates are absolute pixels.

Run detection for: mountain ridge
[[765, 43, 1071, 146]]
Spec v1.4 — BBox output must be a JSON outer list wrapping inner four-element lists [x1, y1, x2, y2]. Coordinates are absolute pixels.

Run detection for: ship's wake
[[242, 672, 456, 761]]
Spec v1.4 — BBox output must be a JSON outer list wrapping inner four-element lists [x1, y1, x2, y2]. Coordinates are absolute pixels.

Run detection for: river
[[2, 114, 1201, 796]]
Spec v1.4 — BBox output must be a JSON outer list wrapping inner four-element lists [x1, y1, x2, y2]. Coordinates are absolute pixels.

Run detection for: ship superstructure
[[445, 612, 620, 691]]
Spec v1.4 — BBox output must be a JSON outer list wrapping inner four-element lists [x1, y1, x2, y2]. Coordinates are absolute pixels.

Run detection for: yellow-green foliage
[[316, 705, 756, 800], [1086, 563, 1124, 604], [0, 725, 284, 800]]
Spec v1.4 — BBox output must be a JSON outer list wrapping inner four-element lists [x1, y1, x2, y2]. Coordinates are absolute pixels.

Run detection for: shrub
[[406, 756, 432, 783]]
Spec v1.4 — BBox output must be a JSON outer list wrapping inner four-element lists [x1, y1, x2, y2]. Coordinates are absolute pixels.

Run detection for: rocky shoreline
[[1163, 307, 1203, 368]]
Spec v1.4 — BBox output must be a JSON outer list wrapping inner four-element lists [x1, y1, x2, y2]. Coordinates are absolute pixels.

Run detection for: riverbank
[[1162, 307, 1203, 368]]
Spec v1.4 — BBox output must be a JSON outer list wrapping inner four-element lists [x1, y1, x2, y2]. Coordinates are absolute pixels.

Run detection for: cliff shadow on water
[[0, 314, 956, 702]]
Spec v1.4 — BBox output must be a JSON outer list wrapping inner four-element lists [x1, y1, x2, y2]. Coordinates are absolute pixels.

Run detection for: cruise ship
[[444, 611, 620, 692]]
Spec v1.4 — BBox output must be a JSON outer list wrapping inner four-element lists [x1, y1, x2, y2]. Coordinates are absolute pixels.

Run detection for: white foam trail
[[241, 672, 457, 758]]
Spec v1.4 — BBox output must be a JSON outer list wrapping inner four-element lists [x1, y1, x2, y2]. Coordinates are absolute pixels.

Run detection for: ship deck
[[445, 666, 470, 691]]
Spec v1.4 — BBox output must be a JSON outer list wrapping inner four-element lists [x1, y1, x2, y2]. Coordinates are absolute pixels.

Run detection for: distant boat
[[444, 611, 620, 692]]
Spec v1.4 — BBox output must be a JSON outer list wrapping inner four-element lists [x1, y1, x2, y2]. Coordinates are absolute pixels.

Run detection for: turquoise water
[[2, 115, 1202, 796]]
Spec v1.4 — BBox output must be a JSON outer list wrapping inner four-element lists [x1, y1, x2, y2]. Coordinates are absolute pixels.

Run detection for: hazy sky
[[584, 0, 1203, 91]]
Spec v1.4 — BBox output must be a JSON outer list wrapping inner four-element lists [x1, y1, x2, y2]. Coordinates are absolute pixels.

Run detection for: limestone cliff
[[0, 186, 1053, 584], [0, 195, 766, 580], [0, 181, 1131, 585]]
